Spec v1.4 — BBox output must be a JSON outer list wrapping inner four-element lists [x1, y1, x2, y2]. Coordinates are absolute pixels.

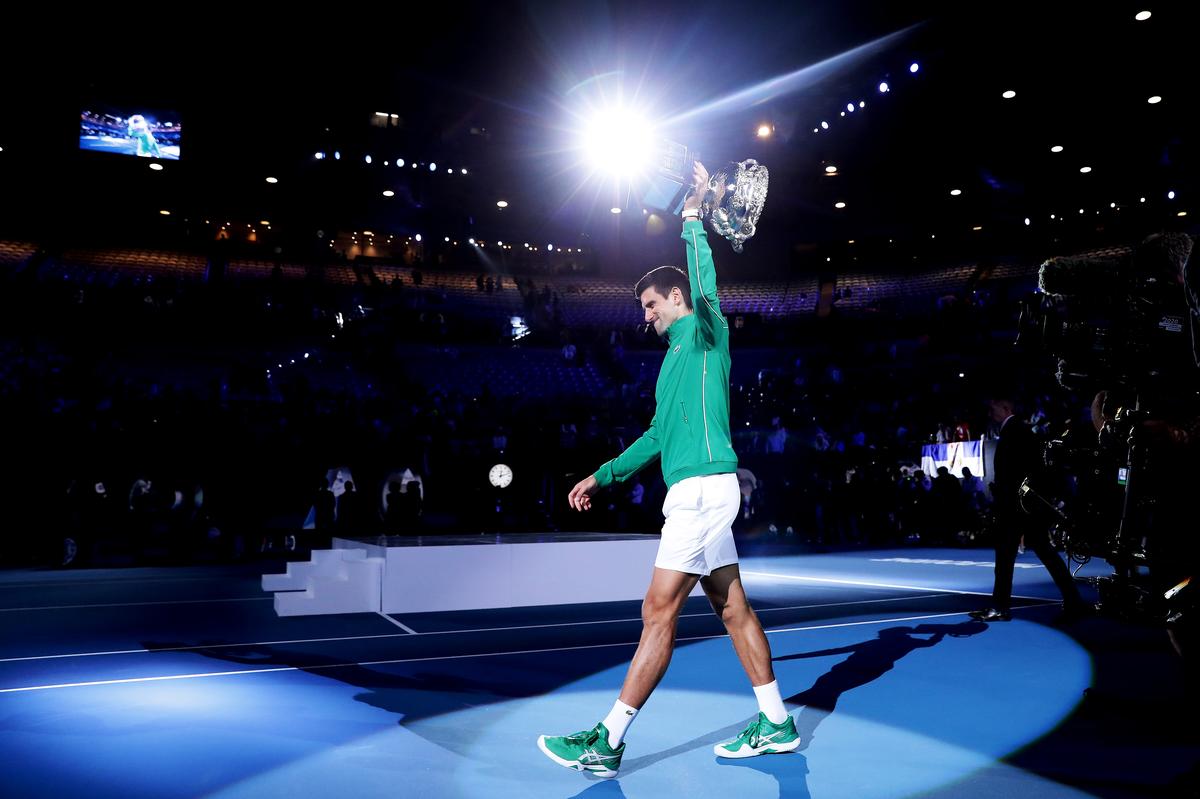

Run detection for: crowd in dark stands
[[0, 242, 1092, 567]]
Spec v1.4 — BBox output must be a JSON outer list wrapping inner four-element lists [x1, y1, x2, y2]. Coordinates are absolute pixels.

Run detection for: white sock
[[601, 700, 638, 748], [753, 680, 789, 724]]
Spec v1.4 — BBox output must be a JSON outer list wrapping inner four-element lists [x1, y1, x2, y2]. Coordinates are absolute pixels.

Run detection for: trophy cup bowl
[[645, 140, 769, 253]]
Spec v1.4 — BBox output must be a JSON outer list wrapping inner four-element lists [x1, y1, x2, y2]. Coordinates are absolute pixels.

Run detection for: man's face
[[640, 286, 684, 336], [987, 400, 1011, 424]]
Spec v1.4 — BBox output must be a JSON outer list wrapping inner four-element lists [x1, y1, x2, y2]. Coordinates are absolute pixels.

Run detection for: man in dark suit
[[970, 396, 1086, 621]]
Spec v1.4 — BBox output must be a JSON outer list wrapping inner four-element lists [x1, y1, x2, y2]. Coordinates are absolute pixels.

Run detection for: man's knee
[[717, 599, 753, 627], [642, 592, 683, 625]]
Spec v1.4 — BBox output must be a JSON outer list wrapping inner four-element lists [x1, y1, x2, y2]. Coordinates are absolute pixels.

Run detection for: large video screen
[[80, 106, 182, 160]]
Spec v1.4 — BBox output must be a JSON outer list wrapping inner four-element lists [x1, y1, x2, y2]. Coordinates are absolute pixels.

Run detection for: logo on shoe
[[581, 751, 620, 764]]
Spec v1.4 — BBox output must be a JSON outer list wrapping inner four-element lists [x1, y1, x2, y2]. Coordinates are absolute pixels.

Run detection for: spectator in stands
[[930, 466, 963, 544], [337, 480, 367, 534], [766, 416, 788, 454], [961, 467, 986, 511], [312, 478, 336, 533]]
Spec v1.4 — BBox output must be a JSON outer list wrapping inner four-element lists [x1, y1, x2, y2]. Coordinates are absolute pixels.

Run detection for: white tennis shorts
[[655, 472, 741, 577]]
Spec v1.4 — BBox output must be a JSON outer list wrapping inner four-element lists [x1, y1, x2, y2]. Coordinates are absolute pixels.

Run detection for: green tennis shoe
[[714, 712, 800, 758], [537, 722, 624, 778]]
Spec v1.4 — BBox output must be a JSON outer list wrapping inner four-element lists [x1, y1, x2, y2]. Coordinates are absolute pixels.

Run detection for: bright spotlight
[[846, 103, 855, 113], [825, 165, 838, 174], [879, 82, 889, 93], [265, 177, 278, 184], [583, 109, 654, 177], [496, 200, 509, 208], [611, 207, 621, 214], [909, 62, 920, 73], [382, 190, 395, 197], [148, 163, 164, 171], [834, 201, 846, 209], [461, 168, 468, 174], [1002, 90, 1016, 99], [334, 151, 341, 160], [415, 234, 422, 242], [429, 162, 437, 171], [820, 121, 829, 130], [396, 158, 405, 167], [757, 124, 772, 138], [1135, 10, 1151, 21], [950, 189, 962, 196], [365, 155, 373, 164], [1148, 95, 1162, 104], [1051, 145, 1064, 153], [1080, 166, 1092, 173]]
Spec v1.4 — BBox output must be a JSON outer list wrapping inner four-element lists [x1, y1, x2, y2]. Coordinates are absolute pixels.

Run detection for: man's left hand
[[683, 161, 713, 214]]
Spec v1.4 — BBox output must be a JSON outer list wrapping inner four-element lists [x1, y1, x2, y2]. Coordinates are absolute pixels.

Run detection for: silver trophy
[[644, 139, 769, 253]]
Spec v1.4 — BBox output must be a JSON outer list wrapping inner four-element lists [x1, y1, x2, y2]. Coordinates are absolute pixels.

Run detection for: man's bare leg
[[701, 562, 798, 758], [700, 563, 775, 686], [617, 566, 700, 708]]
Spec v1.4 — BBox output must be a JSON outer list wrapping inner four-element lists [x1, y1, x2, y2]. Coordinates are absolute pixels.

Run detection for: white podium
[[262, 533, 702, 617]]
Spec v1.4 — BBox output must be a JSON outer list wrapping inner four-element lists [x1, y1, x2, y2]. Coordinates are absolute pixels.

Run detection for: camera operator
[[1016, 231, 1199, 659], [969, 393, 1088, 622]]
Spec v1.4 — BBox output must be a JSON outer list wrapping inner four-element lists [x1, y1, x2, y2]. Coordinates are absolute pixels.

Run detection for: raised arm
[[681, 162, 727, 349]]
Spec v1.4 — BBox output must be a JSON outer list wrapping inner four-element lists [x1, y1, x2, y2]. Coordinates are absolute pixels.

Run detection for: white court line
[[0, 576, 248, 588], [377, 613, 418, 634], [1, 606, 1051, 694], [400, 593, 950, 636], [741, 570, 1050, 602], [0, 593, 947, 663], [0, 597, 273, 612]]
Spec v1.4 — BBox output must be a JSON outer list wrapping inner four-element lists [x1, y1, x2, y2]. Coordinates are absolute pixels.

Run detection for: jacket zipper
[[702, 352, 713, 461], [680, 401, 688, 423]]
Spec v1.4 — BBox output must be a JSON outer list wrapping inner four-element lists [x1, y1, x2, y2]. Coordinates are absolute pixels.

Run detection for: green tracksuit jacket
[[593, 219, 738, 490]]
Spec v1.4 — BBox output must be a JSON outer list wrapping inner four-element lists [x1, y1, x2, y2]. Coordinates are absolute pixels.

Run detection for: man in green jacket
[[537, 163, 798, 779]]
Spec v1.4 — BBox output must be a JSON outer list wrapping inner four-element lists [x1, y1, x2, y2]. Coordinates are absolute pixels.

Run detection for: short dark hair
[[634, 266, 692, 310]]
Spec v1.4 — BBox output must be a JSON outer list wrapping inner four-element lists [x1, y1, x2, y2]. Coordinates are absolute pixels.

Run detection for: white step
[[262, 548, 368, 592], [264, 549, 383, 616]]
